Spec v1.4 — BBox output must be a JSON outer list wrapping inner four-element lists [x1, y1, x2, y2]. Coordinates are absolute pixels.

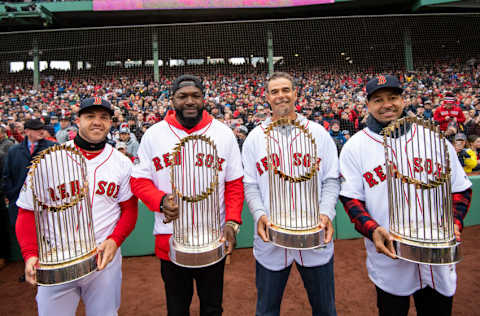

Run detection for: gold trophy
[[264, 119, 324, 249], [169, 135, 225, 267], [383, 117, 460, 264], [29, 144, 97, 285]]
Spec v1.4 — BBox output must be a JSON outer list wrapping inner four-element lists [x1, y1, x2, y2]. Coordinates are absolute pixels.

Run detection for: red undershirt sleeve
[[452, 188, 473, 232], [107, 196, 139, 247], [339, 195, 380, 241], [15, 208, 38, 262], [130, 177, 165, 213], [224, 177, 244, 224]]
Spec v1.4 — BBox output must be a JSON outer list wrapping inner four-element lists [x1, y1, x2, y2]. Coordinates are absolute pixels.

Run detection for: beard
[[176, 108, 204, 129]]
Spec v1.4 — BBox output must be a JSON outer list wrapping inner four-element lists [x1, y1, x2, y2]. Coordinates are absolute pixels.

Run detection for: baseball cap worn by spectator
[[24, 119, 45, 130], [78, 97, 114, 116], [455, 133, 467, 141], [171, 75, 204, 95], [444, 92, 456, 104], [119, 126, 130, 134], [366, 75, 404, 100], [236, 125, 248, 136]]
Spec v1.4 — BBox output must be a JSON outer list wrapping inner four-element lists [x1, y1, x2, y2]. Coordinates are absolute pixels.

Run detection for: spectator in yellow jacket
[[467, 135, 480, 172], [455, 133, 477, 173]]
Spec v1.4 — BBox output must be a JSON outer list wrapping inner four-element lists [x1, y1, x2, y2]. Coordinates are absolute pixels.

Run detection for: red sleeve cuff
[[224, 177, 244, 224], [15, 208, 39, 262], [130, 177, 165, 212], [339, 195, 380, 241], [107, 196, 139, 247]]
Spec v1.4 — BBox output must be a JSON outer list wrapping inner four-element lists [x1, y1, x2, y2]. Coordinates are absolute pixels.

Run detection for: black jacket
[[0, 137, 14, 192], [1, 137, 56, 224]]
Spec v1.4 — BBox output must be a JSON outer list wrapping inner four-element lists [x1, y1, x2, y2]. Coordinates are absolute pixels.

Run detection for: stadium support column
[[403, 29, 414, 72], [0, 60, 8, 74], [267, 30, 274, 76], [33, 40, 40, 89], [152, 33, 159, 82]]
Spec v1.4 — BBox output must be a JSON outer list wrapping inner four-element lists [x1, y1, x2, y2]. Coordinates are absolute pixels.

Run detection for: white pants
[[36, 250, 122, 316]]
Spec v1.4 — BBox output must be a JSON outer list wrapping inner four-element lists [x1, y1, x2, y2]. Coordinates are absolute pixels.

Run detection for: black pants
[[376, 285, 453, 316], [160, 259, 225, 316], [0, 196, 10, 259]]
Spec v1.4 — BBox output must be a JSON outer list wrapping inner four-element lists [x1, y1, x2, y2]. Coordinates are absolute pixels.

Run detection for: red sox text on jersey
[[362, 158, 443, 188], [47, 180, 121, 201], [255, 153, 322, 176], [151, 152, 226, 172]]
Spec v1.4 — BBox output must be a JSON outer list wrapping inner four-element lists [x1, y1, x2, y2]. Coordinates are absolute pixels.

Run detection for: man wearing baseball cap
[[55, 116, 77, 144], [433, 92, 466, 132], [118, 125, 139, 157], [131, 74, 244, 316], [15, 97, 138, 315], [339, 75, 472, 316]]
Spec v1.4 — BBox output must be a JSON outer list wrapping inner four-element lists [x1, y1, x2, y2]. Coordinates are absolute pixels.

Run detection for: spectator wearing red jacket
[[434, 92, 466, 131]]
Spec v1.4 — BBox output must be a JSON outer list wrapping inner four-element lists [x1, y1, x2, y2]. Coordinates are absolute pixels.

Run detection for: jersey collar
[[366, 111, 410, 137], [68, 140, 112, 163], [164, 109, 213, 134]]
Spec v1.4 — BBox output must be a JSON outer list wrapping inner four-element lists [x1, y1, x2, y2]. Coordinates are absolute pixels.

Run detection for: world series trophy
[[264, 118, 324, 249], [383, 117, 461, 264], [29, 144, 97, 286], [169, 135, 225, 268]]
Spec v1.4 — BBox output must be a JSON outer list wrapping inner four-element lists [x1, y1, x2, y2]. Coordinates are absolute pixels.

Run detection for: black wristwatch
[[159, 194, 167, 212]]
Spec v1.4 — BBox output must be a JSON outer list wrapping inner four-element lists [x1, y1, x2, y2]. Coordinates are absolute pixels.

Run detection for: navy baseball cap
[[78, 97, 114, 116], [171, 75, 204, 96], [366, 75, 403, 100]]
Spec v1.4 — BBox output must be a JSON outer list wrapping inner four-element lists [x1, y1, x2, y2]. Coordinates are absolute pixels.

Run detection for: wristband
[[159, 194, 167, 212]]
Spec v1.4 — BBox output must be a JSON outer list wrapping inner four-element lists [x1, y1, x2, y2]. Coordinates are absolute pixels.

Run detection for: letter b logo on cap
[[93, 97, 103, 105], [377, 76, 387, 85]]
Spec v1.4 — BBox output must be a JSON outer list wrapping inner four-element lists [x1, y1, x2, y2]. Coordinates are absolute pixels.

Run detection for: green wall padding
[[464, 175, 480, 227], [121, 202, 155, 256], [237, 203, 254, 248]]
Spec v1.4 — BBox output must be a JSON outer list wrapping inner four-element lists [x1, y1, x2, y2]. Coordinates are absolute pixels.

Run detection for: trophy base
[[268, 225, 325, 250], [393, 239, 462, 265], [37, 249, 98, 286], [169, 239, 226, 268]]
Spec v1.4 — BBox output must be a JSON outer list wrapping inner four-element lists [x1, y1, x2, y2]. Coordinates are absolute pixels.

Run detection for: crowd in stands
[[1, 60, 480, 172]]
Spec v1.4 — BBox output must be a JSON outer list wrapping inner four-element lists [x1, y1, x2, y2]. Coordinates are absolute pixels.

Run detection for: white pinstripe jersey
[[242, 115, 339, 271], [131, 117, 243, 236], [17, 141, 134, 245], [339, 126, 471, 296]]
